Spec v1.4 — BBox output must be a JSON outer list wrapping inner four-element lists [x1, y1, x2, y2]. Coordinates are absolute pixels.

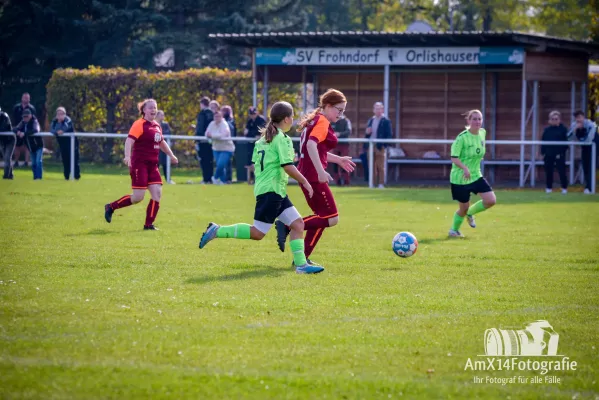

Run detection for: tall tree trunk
[[481, 0, 493, 31]]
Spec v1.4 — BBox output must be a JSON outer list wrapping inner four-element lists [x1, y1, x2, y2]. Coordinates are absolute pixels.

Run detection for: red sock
[[304, 228, 325, 258], [303, 215, 330, 230], [145, 199, 160, 226], [110, 195, 132, 210]]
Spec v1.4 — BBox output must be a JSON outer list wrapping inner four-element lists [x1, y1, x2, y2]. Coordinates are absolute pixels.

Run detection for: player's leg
[[145, 183, 162, 230], [105, 162, 147, 223], [277, 199, 324, 274], [199, 193, 279, 249], [304, 183, 338, 259], [466, 178, 496, 228], [449, 183, 469, 237]]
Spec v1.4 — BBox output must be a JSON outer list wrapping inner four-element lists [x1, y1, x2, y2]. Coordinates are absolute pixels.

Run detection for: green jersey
[[450, 128, 486, 185], [252, 129, 295, 197]]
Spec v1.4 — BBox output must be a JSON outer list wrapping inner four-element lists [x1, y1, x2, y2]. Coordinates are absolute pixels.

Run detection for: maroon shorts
[[130, 159, 162, 189], [301, 182, 338, 218]]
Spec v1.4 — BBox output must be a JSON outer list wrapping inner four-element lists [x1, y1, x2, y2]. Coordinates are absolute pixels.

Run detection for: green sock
[[451, 213, 465, 231], [289, 239, 307, 267], [216, 223, 251, 239], [467, 200, 487, 216]]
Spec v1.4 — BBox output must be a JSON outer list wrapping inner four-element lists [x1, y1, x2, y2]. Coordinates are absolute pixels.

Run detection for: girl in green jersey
[[449, 109, 497, 238], [199, 102, 324, 274]]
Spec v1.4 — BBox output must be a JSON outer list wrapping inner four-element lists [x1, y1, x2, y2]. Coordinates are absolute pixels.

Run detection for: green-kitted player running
[[448, 109, 497, 238], [199, 101, 324, 274]]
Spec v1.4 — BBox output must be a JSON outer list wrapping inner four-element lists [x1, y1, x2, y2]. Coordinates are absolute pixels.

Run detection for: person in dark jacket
[[0, 107, 14, 179], [365, 102, 392, 188], [331, 115, 352, 185], [244, 106, 266, 184], [12, 93, 35, 167], [195, 97, 214, 184], [14, 109, 42, 179], [541, 111, 569, 194], [568, 110, 597, 194], [156, 110, 174, 184], [50, 107, 80, 180], [221, 105, 236, 183]]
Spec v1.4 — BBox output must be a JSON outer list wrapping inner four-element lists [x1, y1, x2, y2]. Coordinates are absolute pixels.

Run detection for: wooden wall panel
[[524, 52, 588, 83]]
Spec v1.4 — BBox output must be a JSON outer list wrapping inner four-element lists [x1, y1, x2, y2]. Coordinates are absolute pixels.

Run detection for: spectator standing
[[244, 106, 266, 184], [0, 106, 14, 179], [51, 107, 80, 180], [568, 110, 597, 194], [14, 109, 42, 179], [221, 105, 236, 183], [331, 114, 352, 185], [156, 110, 174, 184], [541, 111, 568, 194], [206, 111, 235, 185], [12, 93, 35, 167], [195, 97, 214, 184], [365, 102, 392, 188]]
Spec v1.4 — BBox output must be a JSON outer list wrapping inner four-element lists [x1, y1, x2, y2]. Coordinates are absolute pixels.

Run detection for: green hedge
[[589, 73, 598, 121], [46, 67, 299, 164]]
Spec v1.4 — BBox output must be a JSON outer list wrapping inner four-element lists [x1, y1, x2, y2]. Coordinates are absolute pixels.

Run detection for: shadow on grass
[[186, 266, 286, 285], [65, 229, 119, 237]]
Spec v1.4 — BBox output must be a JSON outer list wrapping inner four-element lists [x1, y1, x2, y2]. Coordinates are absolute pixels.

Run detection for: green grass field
[[1, 165, 598, 399]]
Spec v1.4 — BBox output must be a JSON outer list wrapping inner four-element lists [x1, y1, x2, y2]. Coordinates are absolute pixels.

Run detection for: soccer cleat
[[448, 229, 465, 238], [545, 188, 552, 194], [291, 258, 321, 268], [144, 225, 159, 230], [584, 189, 592, 195], [561, 189, 568, 195], [295, 264, 325, 274], [275, 220, 290, 252], [199, 222, 220, 249], [104, 204, 114, 223], [466, 214, 476, 228]]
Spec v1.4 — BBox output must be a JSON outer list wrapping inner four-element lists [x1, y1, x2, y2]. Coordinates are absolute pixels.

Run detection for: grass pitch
[[1, 164, 598, 399]]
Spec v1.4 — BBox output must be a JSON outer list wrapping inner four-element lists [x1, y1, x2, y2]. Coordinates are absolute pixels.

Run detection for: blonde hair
[[462, 109, 483, 128], [138, 99, 157, 118], [549, 110, 561, 119]]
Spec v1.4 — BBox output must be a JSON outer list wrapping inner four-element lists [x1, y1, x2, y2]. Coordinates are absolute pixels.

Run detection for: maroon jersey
[[298, 114, 338, 182], [128, 119, 163, 163]]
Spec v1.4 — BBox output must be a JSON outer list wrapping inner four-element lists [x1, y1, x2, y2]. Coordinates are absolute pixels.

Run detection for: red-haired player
[[276, 89, 355, 265], [104, 99, 178, 230]]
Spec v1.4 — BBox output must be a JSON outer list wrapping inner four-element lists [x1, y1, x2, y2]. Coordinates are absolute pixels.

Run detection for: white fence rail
[[0, 131, 595, 193]]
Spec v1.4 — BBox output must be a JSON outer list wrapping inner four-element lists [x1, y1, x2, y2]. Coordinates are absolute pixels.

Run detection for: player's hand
[[170, 155, 179, 164], [317, 169, 333, 183], [338, 156, 356, 173], [463, 167, 471, 180], [123, 156, 131, 167], [302, 181, 314, 198]]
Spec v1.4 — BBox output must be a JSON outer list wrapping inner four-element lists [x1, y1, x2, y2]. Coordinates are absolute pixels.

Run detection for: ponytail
[[298, 107, 322, 130], [259, 120, 278, 143]]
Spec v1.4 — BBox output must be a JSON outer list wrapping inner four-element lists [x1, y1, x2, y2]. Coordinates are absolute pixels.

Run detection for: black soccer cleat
[[144, 225, 159, 231], [275, 220, 290, 252], [104, 204, 114, 223]]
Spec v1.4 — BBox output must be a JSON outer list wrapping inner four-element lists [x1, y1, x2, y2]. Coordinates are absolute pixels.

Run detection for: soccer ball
[[392, 232, 418, 258]]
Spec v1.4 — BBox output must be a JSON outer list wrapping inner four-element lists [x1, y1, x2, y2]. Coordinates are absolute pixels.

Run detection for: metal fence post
[[70, 132, 75, 180], [368, 141, 374, 188]]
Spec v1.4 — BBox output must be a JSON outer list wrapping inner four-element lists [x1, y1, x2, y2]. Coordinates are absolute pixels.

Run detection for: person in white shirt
[[206, 111, 235, 185]]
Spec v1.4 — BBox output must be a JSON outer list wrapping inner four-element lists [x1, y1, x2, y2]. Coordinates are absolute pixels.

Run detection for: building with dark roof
[[211, 30, 599, 186]]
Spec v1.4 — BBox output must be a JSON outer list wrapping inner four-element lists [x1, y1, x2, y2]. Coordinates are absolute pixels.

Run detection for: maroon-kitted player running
[[276, 89, 355, 266], [104, 99, 178, 230]]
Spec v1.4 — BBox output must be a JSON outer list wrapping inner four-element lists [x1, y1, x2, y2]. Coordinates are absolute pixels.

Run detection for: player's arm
[[450, 136, 470, 179], [283, 165, 313, 198], [159, 140, 178, 164], [124, 121, 143, 167], [326, 152, 356, 172]]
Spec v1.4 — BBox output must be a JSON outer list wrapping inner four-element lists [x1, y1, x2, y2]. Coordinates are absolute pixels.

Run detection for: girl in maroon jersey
[[276, 89, 355, 265], [104, 99, 178, 230]]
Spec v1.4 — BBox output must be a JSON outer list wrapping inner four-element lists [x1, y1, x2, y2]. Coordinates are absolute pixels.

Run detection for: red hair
[[299, 88, 346, 129]]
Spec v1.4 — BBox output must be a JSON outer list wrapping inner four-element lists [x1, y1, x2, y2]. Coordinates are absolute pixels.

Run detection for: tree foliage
[[46, 67, 299, 164]]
